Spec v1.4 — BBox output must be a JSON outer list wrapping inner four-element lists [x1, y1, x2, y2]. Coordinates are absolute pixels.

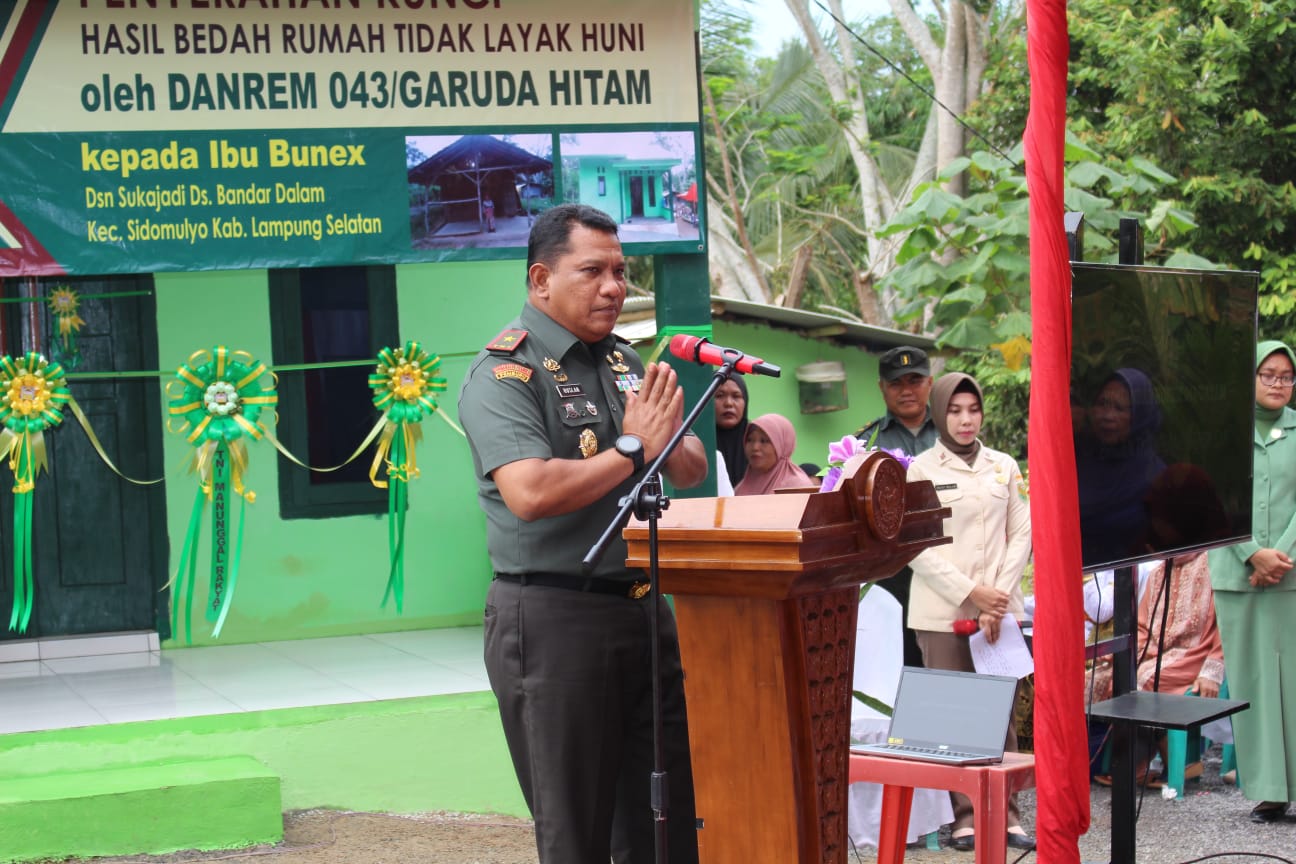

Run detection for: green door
[[0, 276, 169, 640]]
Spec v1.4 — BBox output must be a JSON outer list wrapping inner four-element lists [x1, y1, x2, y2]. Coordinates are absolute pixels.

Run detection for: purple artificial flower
[[881, 447, 915, 469], [819, 466, 843, 493], [827, 434, 864, 465], [820, 436, 913, 493]]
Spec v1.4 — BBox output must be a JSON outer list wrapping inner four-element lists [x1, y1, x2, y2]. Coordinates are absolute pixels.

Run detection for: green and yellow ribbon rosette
[[368, 341, 447, 613], [0, 353, 70, 632], [167, 347, 277, 641]]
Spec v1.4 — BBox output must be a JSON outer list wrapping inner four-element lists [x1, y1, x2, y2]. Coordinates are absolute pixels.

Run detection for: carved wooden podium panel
[[625, 452, 949, 864]]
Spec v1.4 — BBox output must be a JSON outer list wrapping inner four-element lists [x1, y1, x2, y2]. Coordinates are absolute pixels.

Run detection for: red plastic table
[[848, 750, 1036, 864]]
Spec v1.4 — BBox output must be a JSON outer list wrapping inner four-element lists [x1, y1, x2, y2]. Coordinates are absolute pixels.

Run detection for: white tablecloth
[[849, 587, 954, 848]]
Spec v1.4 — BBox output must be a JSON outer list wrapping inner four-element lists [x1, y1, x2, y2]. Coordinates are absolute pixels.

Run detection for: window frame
[[268, 265, 399, 520]]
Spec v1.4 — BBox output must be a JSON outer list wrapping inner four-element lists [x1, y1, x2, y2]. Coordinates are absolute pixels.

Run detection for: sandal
[[1094, 768, 1163, 788]]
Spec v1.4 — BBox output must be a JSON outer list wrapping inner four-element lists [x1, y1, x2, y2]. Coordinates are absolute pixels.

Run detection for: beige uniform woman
[[906, 372, 1033, 852]]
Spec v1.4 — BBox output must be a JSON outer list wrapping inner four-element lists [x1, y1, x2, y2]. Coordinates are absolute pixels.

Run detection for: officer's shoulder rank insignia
[[486, 328, 528, 353], [493, 363, 533, 383]]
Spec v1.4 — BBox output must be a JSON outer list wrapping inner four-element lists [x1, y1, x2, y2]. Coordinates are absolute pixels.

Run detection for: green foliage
[[878, 139, 1210, 356], [699, 1, 934, 314], [976, 0, 1296, 340]]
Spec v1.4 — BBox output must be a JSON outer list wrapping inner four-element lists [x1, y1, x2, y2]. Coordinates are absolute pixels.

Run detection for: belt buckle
[[628, 581, 651, 600]]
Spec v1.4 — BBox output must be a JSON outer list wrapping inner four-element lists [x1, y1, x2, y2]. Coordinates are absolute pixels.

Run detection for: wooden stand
[[625, 452, 950, 864]]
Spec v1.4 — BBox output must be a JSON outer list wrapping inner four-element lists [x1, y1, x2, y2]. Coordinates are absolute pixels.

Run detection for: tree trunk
[[703, 78, 773, 303]]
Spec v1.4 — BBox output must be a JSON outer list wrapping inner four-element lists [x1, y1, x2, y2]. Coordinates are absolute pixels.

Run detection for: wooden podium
[[625, 452, 950, 864]]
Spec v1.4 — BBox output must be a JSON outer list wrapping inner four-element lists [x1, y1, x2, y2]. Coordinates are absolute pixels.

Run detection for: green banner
[[0, 0, 704, 275]]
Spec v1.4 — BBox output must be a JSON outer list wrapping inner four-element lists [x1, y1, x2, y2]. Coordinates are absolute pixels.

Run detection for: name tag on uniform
[[934, 483, 958, 491], [556, 383, 586, 399]]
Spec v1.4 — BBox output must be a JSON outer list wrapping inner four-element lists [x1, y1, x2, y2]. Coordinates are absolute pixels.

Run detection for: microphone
[[668, 334, 781, 378]]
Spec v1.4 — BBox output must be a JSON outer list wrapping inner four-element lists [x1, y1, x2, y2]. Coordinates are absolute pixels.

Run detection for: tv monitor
[[1070, 263, 1258, 572]]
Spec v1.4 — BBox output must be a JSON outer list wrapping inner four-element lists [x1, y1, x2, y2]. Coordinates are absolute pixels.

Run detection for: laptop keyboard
[[887, 744, 980, 759]]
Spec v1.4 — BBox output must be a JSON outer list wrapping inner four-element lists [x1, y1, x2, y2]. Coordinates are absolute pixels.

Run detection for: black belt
[[494, 572, 651, 600]]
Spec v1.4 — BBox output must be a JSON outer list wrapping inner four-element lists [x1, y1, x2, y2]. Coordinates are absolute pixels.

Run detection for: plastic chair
[[1165, 679, 1237, 794]]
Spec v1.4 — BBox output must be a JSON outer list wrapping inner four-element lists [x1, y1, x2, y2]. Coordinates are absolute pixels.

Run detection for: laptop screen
[[886, 667, 1018, 751]]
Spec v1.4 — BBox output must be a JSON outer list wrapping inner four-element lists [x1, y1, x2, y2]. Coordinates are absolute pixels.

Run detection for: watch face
[[617, 435, 644, 469]]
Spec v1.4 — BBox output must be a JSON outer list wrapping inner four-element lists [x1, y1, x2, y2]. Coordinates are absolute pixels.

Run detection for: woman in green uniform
[[1209, 340, 1296, 822]]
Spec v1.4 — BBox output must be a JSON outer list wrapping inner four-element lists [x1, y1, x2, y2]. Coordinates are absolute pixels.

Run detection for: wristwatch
[[615, 434, 645, 472]]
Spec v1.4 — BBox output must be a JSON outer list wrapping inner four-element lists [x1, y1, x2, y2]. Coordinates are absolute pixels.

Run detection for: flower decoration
[[367, 341, 448, 612], [47, 287, 86, 367], [204, 381, 240, 417], [0, 353, 71, 632], [1, 353, 69, 445], [170, 347, 276, 451], [166, 347, 278, 642], [819, 434, 914, 493]]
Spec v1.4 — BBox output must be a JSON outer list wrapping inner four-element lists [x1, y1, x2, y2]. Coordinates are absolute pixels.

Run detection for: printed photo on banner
[[558, 130, 700, 244], [406, 133, 554, 253]]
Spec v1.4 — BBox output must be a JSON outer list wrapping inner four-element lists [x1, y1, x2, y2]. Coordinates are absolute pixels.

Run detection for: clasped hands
[[1247, 547, 1292, 589], [969, 584, 1012, 645], [621, 361, 685, 465]]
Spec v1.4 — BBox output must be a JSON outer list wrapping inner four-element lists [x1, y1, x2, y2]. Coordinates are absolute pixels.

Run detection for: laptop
[[852, 667, 1018, 766]]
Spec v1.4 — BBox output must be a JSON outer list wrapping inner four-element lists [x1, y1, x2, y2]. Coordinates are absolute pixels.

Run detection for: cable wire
[[812, 0, 1020, 166]]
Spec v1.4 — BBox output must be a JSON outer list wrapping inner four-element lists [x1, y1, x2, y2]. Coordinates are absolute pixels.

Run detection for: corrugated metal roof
[[617, 296, 935, 352]]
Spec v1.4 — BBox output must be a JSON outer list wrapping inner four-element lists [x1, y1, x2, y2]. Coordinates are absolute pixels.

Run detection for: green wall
[[710, 319, 887, 473], [154, 261, 524, 647], [152, 264, 891, 647]]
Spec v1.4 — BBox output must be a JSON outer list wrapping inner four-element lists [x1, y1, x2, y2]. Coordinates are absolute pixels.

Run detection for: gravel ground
[[868, 744, 1295, 864], [43, 745, 1295, 864]]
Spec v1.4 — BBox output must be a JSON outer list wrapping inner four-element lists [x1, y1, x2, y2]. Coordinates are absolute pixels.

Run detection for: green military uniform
[[856, 410, 938, 456], [1208, 344, 1296, 807], [459, 301, 699, 864], [459, 301, 651, 582], [856, 409, 937, 670]]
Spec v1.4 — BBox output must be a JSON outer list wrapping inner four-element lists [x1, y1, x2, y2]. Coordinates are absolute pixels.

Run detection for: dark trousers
[[882, 567, 926, 669], [484, 579, 699, 864], [916, 629, 1023, 833]]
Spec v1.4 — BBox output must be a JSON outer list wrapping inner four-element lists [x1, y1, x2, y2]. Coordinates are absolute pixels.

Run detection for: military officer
[[458, 203, 706, 864]]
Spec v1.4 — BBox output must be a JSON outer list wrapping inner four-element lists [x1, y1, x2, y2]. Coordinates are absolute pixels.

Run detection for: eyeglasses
[[1257, 373, 1296, 387]]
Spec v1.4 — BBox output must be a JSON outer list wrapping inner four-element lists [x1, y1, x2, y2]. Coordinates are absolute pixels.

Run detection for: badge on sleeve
[[493, 363, 533, 383], [486, 329, 528, 353]]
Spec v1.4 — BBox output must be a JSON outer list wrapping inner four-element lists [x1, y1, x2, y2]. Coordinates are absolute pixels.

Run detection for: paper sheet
[[968, 613, 1034, 678]]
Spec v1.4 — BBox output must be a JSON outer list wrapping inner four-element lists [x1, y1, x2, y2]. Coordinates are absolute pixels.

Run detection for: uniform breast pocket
[[985, 477, 1011, 500], [933, 484, 964, 506], [557, 403, 604, 459]]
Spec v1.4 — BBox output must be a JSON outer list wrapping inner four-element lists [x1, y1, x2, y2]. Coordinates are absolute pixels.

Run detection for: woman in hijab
[[714, 375, 749, 493], [1074, 367, 1167, 566], [1208, 340, 1296, 823], [734, 413, 814, 495], [906, 372, 1034, 852]]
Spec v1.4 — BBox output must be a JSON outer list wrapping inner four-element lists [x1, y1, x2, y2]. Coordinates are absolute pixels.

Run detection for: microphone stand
[[584, 356, 740, 864]]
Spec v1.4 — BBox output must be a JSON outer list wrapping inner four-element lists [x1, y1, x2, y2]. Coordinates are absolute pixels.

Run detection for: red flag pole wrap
[[1025, 1, 1091, 860]]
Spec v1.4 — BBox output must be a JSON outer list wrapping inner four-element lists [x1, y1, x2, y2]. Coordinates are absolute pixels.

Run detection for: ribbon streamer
[[367, 341, 448, 612], [166, 347, 275, 641], [0, 353, 70, 632]]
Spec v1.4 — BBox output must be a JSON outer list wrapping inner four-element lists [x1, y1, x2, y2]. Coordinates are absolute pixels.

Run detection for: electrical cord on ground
[[1174, 854, 1295, 864]]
